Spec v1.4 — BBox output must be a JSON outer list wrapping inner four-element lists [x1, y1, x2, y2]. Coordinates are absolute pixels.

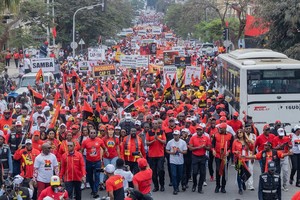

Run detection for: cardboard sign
[[136, 56, 149, 68], [88, 48, 105, 61], [31, 58, 55, 72], [78, 61, 91, 72], [93, 64, 116, 77], [120, 55, 149, 68], [163, 66, 177, 83], [152, 28, 162, 35], [163, 51, 179, 66], [185, 66, 201, 85]]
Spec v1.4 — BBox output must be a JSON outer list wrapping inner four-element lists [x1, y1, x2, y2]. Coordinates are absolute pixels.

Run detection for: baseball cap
[[294, 125, 300, 132], [33, 131, 40, 136], [43, 106, 50, 112], [181, 128, 190, 133], [219, 111, 226, 116], [173, 130, 180, 135], [25, 139, 32, 144], [135, 120, 141, 126], [15, 121, 22, 126], [50, 176, 60, 186], [220, 116, 227, 121], [263, 124, 270, 131], [167, 110, 174, 114], [107, 125, 114, 130], [71, 125, 79, 129], [138, 158, 148, 168], [40, 123, 46, 128], [115, 126, 121, 130], [59, 123, 66, 128], [277, 128, 285, 136], [233, 112, 239, 117], [219, 123, 227, 129], [104, 164, 115, 173], [15, 104, 21, 109], [196, 125, 203, 130], [218, 94, 224, 99], [275, 120, 281, 124]]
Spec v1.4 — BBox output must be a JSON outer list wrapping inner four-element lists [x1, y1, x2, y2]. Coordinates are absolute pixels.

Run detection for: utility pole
[[46, 0, 50, 43], [52, 0, 55, 46]]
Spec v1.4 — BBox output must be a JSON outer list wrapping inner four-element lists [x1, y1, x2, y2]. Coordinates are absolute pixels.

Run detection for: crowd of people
[[0, 9, 300, 200]]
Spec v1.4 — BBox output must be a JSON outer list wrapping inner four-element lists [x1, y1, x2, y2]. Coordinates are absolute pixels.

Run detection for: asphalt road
[[81, 161, 299, 200]]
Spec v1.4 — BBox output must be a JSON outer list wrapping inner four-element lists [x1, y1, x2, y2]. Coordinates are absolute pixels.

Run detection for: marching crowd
[[0, 9, 300, 200]]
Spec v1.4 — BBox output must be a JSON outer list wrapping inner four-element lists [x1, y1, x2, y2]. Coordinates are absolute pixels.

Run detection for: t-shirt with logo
[[166, 139, 187, 165], [81, 137, 105, 162], [34, 153, 58, 183], [106, 175, 125, 200], [292, 134, 300, 154], [103, 137, 119, 159]]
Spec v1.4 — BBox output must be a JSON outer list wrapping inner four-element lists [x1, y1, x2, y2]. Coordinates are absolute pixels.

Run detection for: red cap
[[101, 102, 108, 107], [263, 124, 270, 131], [219, 111, 226, 116], [196, 125, 203, 130], [219, 104, 225, 108], [167, 110, 174, 114], [33, 130, 40, 136], [71, 125, 79, 129], [207, 99, 212, 103], [233, 112, 239, 117], [218, 94, 224, 99], [138, 158, 148, 168], [219, 123, 227, 129], [216, 105, 221, 109], [71, 109, 77, 113], [107, 125, 114, 130], [220, 116, 227, 121], [275, 120, 281, 124]]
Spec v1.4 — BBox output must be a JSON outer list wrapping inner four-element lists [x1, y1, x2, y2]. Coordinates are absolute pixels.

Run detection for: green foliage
[[256, 0, 300, 59], [194, 18, 239, 42], [131, 0, 145, 10]]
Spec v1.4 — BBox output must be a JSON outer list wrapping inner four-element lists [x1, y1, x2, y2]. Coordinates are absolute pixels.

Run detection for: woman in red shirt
[[103, 125, 120, 167], [5, 50, 11, 67], [232, 129, 254, 195]]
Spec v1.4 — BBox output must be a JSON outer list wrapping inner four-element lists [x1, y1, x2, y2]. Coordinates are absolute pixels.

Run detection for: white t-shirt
[[291, 134, 300, 154], [34, 153, 58, 183], [114, 168, 133, 190], [166, 139, 187, 165]]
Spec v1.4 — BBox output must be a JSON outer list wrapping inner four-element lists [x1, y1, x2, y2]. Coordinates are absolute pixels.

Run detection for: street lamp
[[72, 1, 105, 57]]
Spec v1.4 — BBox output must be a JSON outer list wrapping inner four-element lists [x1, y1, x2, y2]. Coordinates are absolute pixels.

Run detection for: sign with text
[[163, 51, 179, 66], [88, 48, 105, 61], [78, 61, 91, 72], [163, 66, 177, 84], [93, 64, 116, 77], [185, 66, 201, 85], [175, 56, 191, 67], [31, 58, 55, 72], [165, 33, 173, 39], [120, 55, 149, 68]]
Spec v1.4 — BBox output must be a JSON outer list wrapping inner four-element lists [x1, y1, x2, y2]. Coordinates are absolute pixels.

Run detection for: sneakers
[[289, 179, 293, 185], [282, 186, 288, 192], [86, 182, 91, 188], [81, 183, 85, 190], [203, 182, 207, 186], [210, 176, 214, 181], [215, 186, 220, 193], [238, 189, 243, 195]]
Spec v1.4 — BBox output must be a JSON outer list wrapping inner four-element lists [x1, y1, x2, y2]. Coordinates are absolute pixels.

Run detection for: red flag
[[124, 98, 144, 113], [82, 100, 94, 120], [219, 141, 228, 177], [97, 79, 101, 94], [49, 106, 60, 129], [52, 27, 57, 38], [163, 74, 171, 94], [28, 85, 44, 104], [35, 68, 44, 84], [53, 92, 60, 107]]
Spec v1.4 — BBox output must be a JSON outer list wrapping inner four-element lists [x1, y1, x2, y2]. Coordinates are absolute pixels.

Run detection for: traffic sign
[[78, 38, 85, 45], [71, 41, 78, 49], [224, 40, 231, 48]]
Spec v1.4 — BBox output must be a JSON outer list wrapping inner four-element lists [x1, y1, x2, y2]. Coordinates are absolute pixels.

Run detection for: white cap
[[125, 113, 132, 120], [200, 123, 206, 129], [115, 126, 121, 130], [60, 123, 66, 127], [64, 106, 69, 111], [294, 125, 300, 131], [25, 116, 30, 121], [277, 128, 285, 136], [160, 107, 166, 112], [173, 130, 180, 135], [15, 104, 21, 109], [43, 106, 50, 112], [135, 120, 141, 126], [16, 121, 22, 126], [104, 164, 115, 173], [25, 139, 32, 144], [13, 175, 24, 185], [181, 128, 190, 133], [40, 123, 46, 128], [154, 111, 160, 116]]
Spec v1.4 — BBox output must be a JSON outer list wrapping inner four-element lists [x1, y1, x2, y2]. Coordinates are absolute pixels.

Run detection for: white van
[[15, 72, 54, 95]]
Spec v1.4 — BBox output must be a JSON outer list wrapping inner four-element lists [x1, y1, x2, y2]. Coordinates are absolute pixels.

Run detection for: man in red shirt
[[121, 128, 146, 175], [0, 110, 13, 143], [212, 123, 233, 193], [38, 176, 68, 200], [227, 112, 243, 133], [81, 129, 108, 198], [60, 141, 86, 200], [255, 124, 275, 172], [133, 158, 153, 198], [146, 120, 166, 192], [105, 164, 125, 200], [189, 125, 211, 193]]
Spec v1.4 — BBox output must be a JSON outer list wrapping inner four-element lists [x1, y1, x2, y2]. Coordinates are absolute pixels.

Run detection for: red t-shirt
[[189, 134, 211, 156], [146, 130, 166, 158], [103, 137, 119, 159], [272, 136, 291, 153], [255, 133, 275, 152], [0, 118, 12, 143], [106, 175, 125, 200], [227, 119, 243, 133], [133, 168, 152, 194], [81, 137, 105, 162]]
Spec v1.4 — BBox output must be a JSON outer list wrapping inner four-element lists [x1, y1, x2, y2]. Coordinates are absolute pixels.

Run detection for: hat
[[219, 123, 227, 129], [277, 128, 285, 136], [185, 118, 191, 123], [43, 106, 50, 112], [263, 124, 270, 131], [25, 139, 32, 144], [64, 106, 70, 111], [135, 120, 141, 126], [219, 111, 226, 117], [275, 120, 281, 124], [173, 130, 180, 135], [167, 110, 174, 114], [181, 128, 190, 133], [15, 104, 21, 109], [40, 123, 46, 128], [33, 131, 40, 136], [218, 94, 224, 99], [154, 111, 160, 116], [71, 125, 79, 129], [138, 158, 148, 168], [207, 99, 212, 103], [50, 176, 60, 186], [115, 126, 121, 130], [71, 109, 77, 113], [15, 121, 22, 126], [107, 125, 114, 130], [294, 125, 300, 132], [196, 125, 203, 130], [25, 116, 30, 121], [268, 161, 276, 171], [207, 89, 213, 93], [104, 164, 115, 173], [233, 112, 239, 117], [220, 116, 227, 121], [59, 123, 66, 127]]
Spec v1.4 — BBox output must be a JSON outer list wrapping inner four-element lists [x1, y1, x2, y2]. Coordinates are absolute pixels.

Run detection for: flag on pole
[[124, 98, 144, 113], [28, 85, 44, 105], [35, 68, 44, 84]]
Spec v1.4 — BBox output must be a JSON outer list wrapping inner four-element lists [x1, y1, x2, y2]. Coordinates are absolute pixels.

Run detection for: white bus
[[217, 49, 300, 132]]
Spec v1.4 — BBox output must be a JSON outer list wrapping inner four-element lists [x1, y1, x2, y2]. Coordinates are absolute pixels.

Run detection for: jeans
[[290, 154, 300, 185], [170, 163, 183, 191], [86, 160, 101, 194], [148, 157, 165, 189], [192, 155, 207, 190], [165, 153, 172, 184], [102, 157, 118, 183], [12, 159, 21, 176], [14, 59, 19, 68], [65, 181, 82, 200]]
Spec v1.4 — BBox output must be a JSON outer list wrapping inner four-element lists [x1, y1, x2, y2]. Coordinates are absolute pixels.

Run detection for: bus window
[[247, 69, 300, 94]]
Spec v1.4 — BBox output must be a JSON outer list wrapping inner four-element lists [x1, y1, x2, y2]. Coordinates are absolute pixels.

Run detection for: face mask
[[53, 187, 58, 193]]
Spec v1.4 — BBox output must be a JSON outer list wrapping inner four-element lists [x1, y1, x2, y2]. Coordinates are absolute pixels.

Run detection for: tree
[[255, 0, 300, 59]]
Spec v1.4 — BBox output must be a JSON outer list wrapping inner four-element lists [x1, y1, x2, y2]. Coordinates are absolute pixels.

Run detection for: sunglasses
[[67, 145, 74, 147], [90, 132, 96, 134]]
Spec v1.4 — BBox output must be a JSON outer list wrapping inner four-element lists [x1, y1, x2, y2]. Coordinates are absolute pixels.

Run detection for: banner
[[163, 66, 177, 83], [163, 51, 179, 66], [31, 58, 55, 72], [120, 55, 149, 68], [185, 66, 201, 85], [136, 56, 149, 68], [152, 27, 162, 35], [88, 48, 105, 61], [165, 33, 173, 39], [78, 61, 91, 72], [175, 56, 191, 67], [93, 64, 116, 77], [172, 46, 185, 56]]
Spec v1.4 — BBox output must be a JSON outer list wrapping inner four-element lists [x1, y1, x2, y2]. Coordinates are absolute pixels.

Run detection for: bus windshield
[[247, 69, 300, 94]]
